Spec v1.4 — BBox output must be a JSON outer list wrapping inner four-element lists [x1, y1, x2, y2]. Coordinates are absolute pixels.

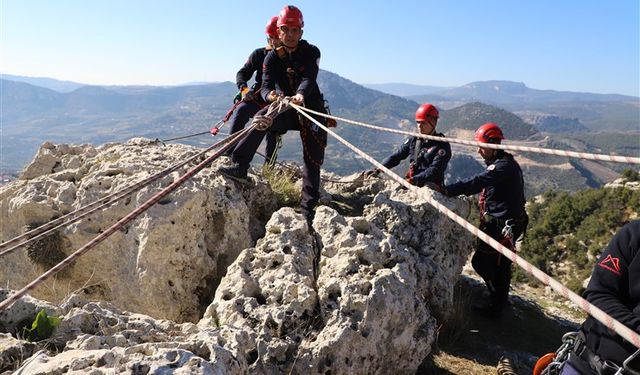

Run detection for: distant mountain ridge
[[438, 102, 539, 140], [362, 83, 452, 97], [1, 73, 86, 93], [407, 80, 638, 104]]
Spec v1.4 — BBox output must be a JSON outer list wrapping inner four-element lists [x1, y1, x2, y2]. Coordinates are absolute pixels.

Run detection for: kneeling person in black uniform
[[560, 220, 640, 375], [364, 103, 451, 189], [443, 123, 528, 317]]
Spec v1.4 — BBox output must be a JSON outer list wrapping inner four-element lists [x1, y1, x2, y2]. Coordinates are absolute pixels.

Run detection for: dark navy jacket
[[446, 152, 525, 219], [382, 134, 451, 187], [236, 47, 270, 92], [260, 40, 324, 109], [581, 220, 640, 365]]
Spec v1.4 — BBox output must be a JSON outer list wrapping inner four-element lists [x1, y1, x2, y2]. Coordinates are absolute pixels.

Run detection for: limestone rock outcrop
[[0, 139, 278, 322]]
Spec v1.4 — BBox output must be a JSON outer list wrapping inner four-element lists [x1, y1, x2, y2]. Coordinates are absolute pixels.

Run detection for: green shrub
[[621, 169, 640, 182], [22, 309, 61, 342], [519, 186, 639, 288]]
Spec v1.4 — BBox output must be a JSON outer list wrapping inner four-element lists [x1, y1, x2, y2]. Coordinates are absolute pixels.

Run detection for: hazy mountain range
[[1, 72, 638, 195]]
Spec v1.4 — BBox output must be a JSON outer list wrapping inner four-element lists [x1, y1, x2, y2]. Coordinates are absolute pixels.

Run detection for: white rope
[[290, 102, 640, 349], [295, 106, 640, 165]]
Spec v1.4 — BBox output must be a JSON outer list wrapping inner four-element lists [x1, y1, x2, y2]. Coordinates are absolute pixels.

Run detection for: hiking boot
[[219, 164, 249, 182]]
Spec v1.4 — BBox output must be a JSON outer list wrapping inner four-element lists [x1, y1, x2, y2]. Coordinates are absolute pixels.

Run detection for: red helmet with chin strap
[[277, 5, 304, 28], [415, 103, 439, 122], [265, 16, 279, 38], [475, 123, 505, 143]]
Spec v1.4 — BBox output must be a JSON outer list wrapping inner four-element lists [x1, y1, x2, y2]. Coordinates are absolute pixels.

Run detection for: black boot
[[219, 163, 249, 181]]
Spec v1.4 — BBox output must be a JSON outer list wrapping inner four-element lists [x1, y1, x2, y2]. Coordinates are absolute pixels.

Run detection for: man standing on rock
[[443, 123, 528, 318], [364, 103, 451, 190], [220, 5, 330, 224], [224, 15, 280, 162]]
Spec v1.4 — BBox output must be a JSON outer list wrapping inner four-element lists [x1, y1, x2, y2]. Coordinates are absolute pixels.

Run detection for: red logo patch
[[598, 254, 621, 275]]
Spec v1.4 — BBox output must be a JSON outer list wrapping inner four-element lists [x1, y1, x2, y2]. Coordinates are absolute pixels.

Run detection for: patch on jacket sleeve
[[487, 164, 496, 171], [598, 254, 622, 275]]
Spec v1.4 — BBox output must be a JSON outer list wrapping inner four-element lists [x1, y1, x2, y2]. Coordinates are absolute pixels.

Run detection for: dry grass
[[431, 352, 497, 375], [25, 224, 67, 271], [262, 164, 301, 207]]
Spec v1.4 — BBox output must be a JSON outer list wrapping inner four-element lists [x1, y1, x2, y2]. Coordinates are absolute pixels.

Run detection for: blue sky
[[2, 0, 639, 96]]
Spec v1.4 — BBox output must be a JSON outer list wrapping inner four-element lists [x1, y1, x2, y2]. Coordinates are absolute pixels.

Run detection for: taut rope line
[[295, 106, 640, 165]]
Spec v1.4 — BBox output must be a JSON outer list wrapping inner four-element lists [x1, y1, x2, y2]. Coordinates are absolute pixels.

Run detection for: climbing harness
[[536, 332, 640, 375], [535, 332, 580, 375]]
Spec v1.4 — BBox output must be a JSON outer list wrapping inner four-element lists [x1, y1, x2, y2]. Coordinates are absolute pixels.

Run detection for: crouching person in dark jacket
[[364, 103, 451, 190]]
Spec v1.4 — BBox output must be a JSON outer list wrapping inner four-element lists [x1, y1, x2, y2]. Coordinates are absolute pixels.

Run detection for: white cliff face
[[1, 141, 474, 374], [0, 139, 278, 323]]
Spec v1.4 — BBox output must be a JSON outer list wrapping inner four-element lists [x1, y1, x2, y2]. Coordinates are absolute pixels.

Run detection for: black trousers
[[227, 101, 278, 161], [472, 216, 527, 310], [231, 106, 327, 215]]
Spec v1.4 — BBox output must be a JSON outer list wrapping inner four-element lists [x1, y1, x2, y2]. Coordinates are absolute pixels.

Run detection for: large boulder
[[200, 183, 473, 374], [0, 139, 279, 322]]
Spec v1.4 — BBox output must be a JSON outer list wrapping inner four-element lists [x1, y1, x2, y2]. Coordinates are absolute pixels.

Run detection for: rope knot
[[251, 97, 293, 131], [252, 115, 273, 131]]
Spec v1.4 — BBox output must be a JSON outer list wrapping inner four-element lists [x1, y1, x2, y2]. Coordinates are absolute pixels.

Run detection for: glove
[[242, 89, 255, 102], [234, 86, 249, 103], [364, 169, 380, 178], [233, 91, 242, 104]]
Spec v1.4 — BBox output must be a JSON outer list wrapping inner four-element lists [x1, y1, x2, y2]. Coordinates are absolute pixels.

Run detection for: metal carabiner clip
[[501, 219, 514, 240]]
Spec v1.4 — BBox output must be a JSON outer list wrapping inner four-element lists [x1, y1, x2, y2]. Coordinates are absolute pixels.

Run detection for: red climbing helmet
[[277, 5, 304, 28], [415, 103, 439, 122], [265, 16, 279, 38], [474, 122, 505, 143]]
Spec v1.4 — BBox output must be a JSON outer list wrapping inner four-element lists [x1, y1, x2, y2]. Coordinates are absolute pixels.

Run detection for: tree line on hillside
[[514, 179, 640, 292]]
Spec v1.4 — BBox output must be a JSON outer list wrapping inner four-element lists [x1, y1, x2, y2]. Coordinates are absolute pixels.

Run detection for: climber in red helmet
[[444, 123, 528, 318], [220, 5, 331, 225], [364, 103, 451, 190], [224, 15, 281, 161]]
